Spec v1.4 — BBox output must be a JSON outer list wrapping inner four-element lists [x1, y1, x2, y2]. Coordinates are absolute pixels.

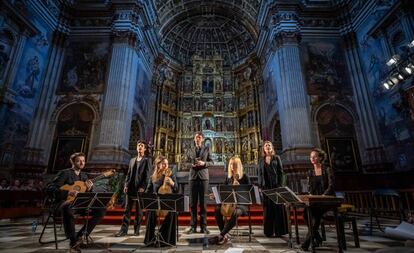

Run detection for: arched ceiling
[[153, 0, 261, 66]]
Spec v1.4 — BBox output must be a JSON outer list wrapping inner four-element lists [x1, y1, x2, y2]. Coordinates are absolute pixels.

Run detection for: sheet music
[[253, 185, 261, 205], [211, 186, 221, 204]]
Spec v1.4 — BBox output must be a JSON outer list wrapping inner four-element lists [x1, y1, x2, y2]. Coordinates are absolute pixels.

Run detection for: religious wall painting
[[223, 75, 232, 92], [215, 97, 223, 111], [203, 117, 214, 131], [184, 75, 192, 93], [50, 136, 86, 172], [202, 76, 214, 93], [326, 137, 358, 172], [159, 133, 166, 150], [224, 118, 234, 131], [216, 117, 223, 132], [224, 98, 234, 112], [303, 41, 351, 95], [239, 93, 246, 109], [193, 117, 201, 132], [59, 40, 109, 93], [182, 97, 192, 112], [0, 29, 13, 85]]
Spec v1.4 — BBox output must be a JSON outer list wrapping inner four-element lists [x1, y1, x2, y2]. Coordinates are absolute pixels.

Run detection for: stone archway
[[48, 104, 95, 172], [316, 104, 361, 172]]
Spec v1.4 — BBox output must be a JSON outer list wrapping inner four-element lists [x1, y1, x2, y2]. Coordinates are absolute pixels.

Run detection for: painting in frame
[[326, 137, 359, 172]]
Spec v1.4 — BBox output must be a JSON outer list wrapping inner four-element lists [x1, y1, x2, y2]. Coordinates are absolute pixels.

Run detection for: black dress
[[258, 156, 289, 237], [144, 173, 179, 246], [301, 164, 335, 249]]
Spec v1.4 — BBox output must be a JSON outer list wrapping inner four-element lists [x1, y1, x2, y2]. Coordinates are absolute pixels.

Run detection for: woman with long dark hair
[[301, 148, 335, 251], [258, 141, 289, 237]]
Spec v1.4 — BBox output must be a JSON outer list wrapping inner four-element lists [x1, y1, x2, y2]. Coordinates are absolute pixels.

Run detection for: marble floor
[[0, 216, 413, 253]]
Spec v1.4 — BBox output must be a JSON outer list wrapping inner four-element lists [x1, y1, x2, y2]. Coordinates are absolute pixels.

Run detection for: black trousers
[[60, 201, 106, 245], [302, 207, 327, 248], [189, 179, 209, 229], [214, 205, 244, 236], [119, 193, 143, 232], [144, 211, 177, 246]]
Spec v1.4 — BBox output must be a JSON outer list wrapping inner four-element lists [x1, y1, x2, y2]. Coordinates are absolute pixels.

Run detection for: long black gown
[[144, 173, 179, 246], [258, 155, 289, 237]]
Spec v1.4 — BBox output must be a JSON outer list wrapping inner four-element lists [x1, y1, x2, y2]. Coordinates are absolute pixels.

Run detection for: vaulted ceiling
[[153, 0, 261, 66]]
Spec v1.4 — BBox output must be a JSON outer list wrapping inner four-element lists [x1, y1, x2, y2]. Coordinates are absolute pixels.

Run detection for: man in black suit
[[186, 132, 213, 234], [46, 152, 106, 253], [115, 140, 152, 236]]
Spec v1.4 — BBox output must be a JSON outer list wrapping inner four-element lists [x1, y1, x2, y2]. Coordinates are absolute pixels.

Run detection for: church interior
[[1, 0, 414, 252]]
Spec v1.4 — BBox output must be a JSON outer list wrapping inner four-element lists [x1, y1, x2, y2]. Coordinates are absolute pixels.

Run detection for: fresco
[[58, 40, 109, 93], [0, 16, 51, 165], [303, 41, 352, 95]]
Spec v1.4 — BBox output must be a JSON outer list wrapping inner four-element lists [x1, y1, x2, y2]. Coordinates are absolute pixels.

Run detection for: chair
[[369, 189, 404, 234], [321, 192, 360, 250], [38, 196, 67, 249]]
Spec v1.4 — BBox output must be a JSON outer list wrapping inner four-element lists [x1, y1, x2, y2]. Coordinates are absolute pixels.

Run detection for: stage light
[[386, 55, 400, 66], [383, 82, 390, 89], [408, 39, 414, 48], [398, 74, 404, 80], [390, 75, 399, 85], [404, 64, 413, 74]]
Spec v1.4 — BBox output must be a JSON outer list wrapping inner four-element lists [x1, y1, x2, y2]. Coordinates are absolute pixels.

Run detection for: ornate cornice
[[273, 30, 301, 49]]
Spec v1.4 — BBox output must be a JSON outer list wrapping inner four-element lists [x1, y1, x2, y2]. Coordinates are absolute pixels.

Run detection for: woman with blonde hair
[[258, 141, 288, 237], [144, 155, 178, 247], [209, 155, 251, 245]]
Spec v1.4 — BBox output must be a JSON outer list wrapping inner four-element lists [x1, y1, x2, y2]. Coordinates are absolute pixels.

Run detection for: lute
[[60, 170, 115, 203]]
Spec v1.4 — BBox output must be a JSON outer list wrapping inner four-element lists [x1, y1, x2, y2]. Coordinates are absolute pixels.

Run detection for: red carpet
[[101, 204, 304, 226]]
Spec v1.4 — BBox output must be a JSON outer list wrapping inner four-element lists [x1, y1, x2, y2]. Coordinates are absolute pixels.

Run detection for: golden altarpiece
[[153, 54, 261, 171]]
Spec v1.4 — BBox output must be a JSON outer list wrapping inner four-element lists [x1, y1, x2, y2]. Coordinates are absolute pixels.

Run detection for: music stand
[[71, 192, 113, 244], [138, 192, 188, 248], [262, 187, 302, 248], [212, 185, 261, 242]]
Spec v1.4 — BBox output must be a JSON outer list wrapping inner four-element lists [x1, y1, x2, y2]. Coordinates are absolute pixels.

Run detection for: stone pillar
[[342, 32, 387, 171], [272, 30, 314, 167], [17, 30, 67, 169], [88, 32, 139, 168]]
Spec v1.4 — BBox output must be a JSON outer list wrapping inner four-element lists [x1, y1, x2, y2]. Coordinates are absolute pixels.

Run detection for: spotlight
[[408, 40, 414, 48], [386, 55, 400, 66], [397, 74, 404, 80], [390, 75, 400, 85], [404, 64, 414, 74], [383, 82, 390, 89]]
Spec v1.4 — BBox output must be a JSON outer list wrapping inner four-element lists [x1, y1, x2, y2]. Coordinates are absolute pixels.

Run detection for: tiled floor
[[0, 216, 413, 252]]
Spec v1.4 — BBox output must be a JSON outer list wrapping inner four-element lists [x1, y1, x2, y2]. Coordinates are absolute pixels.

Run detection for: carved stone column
[[342, 32, 387, 171], [88, 32, 139, 168], [271, 29, 314, 167]]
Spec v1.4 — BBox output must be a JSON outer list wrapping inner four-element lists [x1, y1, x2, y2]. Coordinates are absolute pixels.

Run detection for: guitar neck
[[91, 174, 106, 183]]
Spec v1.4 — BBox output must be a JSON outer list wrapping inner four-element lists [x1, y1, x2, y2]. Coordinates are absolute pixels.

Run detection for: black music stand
[[71, 192, 113, 244], [212, 184, 261, 242], [262, 187, 302, 248], [138, 192, 188, 248]]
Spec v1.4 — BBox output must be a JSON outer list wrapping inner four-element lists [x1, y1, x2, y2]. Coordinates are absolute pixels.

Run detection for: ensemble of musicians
[[46, 132, 335, 253]]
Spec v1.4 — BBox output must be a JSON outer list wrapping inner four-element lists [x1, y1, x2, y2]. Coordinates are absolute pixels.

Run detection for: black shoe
[[200, 228, 210, 234], [133, 229, 140, 236], [185, 227, 196, 234], [114, 230, 128, 237]]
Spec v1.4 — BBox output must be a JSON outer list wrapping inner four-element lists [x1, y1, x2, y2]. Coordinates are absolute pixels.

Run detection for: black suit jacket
[[188, 144, 213, 181], [124, 156, 152, 194]]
